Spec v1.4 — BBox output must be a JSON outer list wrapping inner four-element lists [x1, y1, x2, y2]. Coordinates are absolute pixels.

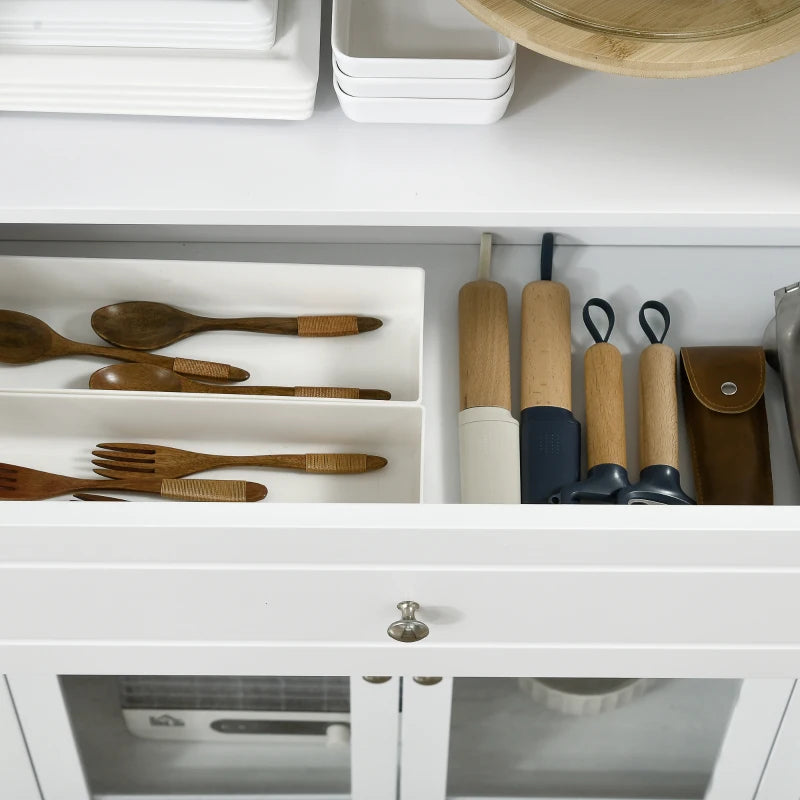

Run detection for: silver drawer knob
[[387, 600, 429, 643]]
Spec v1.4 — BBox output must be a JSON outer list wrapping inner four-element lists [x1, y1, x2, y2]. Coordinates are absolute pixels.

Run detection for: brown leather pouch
[[680, 346, 773, 505]]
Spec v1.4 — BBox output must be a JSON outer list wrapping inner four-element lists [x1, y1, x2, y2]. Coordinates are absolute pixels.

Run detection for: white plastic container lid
[[332, 0, 516, 79]]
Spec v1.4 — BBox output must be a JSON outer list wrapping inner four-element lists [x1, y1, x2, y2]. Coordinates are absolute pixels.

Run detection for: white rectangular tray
[[0, 0, 319, 118], [334, 74, 515, 124], [0, 392, 423, 502], [332, 0, 515, 79], [334, 55, 515, 99], [0, 256, 424, 402]]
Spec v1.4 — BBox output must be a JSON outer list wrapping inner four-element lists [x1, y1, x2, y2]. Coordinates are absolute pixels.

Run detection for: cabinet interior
[[3, 237, 799, 507]]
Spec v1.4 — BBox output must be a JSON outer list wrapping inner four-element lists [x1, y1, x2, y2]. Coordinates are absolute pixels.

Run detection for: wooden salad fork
[[92, 443, 389, 479], [0, 463, 267, 501]]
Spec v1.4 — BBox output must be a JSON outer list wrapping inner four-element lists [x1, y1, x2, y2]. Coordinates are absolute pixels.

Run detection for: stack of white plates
[[0, 0, 320, 118], [331, 0, 516, 125], [0, 0, 279, 50]]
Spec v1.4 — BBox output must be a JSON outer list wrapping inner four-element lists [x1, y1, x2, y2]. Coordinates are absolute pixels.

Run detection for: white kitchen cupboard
[[2, 8, 800, 799], [2, 241, 800, 800]]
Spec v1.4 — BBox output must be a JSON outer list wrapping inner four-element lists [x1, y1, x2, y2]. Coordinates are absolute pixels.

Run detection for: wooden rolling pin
[[520, 232, 580, 503], [458, 233, 520, 503]]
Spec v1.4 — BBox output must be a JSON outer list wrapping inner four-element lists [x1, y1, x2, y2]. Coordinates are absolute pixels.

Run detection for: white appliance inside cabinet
[[3, 672, 795, 800], [6, 672, 400, 800]]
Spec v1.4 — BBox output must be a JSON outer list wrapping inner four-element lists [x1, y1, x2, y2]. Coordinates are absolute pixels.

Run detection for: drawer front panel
[[1, 565, 797, 649]]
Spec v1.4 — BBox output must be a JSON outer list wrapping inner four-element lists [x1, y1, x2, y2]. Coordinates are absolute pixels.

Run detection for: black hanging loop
[[540, 232, 554, 282], [638, 300, 671, 344], [582, 298, 615, 344]]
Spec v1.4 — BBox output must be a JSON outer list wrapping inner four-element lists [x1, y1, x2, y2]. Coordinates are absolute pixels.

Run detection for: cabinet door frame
[[754, 681, 800, 799], [0, 675, 41, 800], [7, 673, 400, 800], [399, 678, 795, 800]]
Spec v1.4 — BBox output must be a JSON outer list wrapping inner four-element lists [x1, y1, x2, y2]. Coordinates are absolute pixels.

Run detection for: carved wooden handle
[[297, 316, 359, 337], [159, 479, 266, 502], [521, 281, 572, 410], [585, 342, 627, 469], [639, 343, 679, 470], [458, 280, 512, 411]]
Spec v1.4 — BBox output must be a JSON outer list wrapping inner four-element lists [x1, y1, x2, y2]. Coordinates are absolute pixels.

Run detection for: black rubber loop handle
[[639, 300, 671, 344], [540, 232, 554, 282], [582, 298, 615, 343]]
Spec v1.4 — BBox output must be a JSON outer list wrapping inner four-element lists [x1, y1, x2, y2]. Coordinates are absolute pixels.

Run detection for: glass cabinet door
[[400, 677, 793, 800], [8, 673, 399, 800], [448, 678, 738, 798]]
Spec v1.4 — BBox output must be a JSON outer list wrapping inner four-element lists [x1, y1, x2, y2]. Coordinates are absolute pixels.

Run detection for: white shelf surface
[[0, 6, 799, 241]]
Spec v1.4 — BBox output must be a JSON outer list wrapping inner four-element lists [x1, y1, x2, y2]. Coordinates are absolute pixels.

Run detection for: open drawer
[[1, 239, 800, 677]]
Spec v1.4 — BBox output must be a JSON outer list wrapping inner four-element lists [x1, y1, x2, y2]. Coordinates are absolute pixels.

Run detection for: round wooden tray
[[456, 0, 800, 77]]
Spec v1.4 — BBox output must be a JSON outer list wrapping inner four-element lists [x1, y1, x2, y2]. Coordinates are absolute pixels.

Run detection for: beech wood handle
[[521, 281, 572, 410], [585, 342, 627, 469], [639, 343, 679, 470], [458, 280, 512, 411]]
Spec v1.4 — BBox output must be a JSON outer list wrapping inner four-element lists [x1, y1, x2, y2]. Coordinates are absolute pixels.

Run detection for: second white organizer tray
[[0, 392, 423, 502], [0, 257, 424, 402]]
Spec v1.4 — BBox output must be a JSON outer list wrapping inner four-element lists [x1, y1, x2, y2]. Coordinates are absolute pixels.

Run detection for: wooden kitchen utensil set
[[0, 302, 391, 399], [458, 232, 696, 506], [0, 297, 393, 501], [1, 445, 389, 502]]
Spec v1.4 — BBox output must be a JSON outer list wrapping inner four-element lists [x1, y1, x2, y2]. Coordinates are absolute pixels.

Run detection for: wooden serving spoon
[[0, 310, 249, 382], [90, 363, 392, 400], [92, 301, 383, 350]]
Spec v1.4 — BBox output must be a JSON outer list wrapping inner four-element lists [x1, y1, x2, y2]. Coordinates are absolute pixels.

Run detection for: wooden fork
[[0, 463, 267, 501], [92, 443, 388, 479]]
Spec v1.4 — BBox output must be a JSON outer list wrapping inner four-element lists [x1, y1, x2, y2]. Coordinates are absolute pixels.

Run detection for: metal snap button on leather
[[721, 381, 738, 396]]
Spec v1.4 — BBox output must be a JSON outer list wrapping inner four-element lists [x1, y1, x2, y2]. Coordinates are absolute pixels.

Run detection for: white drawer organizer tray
[[0, 256, 424, 503], [0, 0, 279, 50], [0, 0, 319, 118]]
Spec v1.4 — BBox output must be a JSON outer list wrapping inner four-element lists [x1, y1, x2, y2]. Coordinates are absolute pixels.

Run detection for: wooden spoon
[[90, 363, 392, 400], [0, 310, 249, 382], [92, 301, 383, 350]]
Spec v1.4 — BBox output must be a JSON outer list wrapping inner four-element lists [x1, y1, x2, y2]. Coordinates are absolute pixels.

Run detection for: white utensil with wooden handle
[[458, 234, 520, 503]]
